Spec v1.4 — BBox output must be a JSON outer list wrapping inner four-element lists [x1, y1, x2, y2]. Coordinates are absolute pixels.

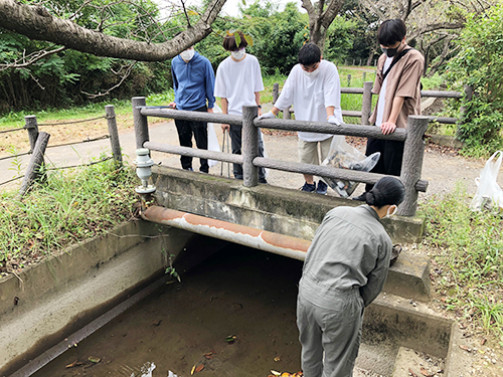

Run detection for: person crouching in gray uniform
[[297, 177, 405, 377]]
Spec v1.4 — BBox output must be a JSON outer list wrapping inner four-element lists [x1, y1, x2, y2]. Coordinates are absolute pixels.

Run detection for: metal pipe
[[141, 206, 311, 261]]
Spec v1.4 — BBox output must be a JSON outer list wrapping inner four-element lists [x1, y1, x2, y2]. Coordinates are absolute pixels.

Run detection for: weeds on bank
[[0, 159, 137, 276], [419, 185, 503, 342]]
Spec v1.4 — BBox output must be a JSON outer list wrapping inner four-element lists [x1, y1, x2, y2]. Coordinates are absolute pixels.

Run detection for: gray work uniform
[[297, 205, 392, 377]]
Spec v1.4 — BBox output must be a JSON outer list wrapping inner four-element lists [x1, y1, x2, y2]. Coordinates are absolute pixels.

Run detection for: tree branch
[[0, 46, 66, 71], [0, 0, 227, 62], [81, 61, 137, 99]]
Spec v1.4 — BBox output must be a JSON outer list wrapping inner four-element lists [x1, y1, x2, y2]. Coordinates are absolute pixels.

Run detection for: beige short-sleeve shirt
[[369, 44, 425, 129]]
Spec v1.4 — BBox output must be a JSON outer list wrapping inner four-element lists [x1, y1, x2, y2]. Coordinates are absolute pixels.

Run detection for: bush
[[447, 5, 503, 156]]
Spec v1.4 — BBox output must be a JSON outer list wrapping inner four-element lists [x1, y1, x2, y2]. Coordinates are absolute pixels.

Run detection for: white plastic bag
[[207, 105, 222, 167], [321, 135, 380, 198], [471, 150, 503, 211]]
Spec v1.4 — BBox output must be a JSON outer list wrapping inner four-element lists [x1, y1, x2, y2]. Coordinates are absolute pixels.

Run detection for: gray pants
[[297, 289, 364, 377]]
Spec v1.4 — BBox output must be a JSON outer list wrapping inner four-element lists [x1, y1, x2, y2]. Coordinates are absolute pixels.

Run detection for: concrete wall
[[152, 165, 424, 244], [0, 221, 195, 376]]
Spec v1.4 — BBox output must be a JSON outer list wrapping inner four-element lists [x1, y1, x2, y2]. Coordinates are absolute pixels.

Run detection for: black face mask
[[382, 46, 398, 58]]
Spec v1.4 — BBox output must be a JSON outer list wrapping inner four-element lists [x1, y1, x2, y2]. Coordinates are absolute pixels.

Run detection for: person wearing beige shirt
[[354, 19, 424, 201]]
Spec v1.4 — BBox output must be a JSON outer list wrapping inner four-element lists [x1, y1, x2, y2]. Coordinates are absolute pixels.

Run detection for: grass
[[419, 184, 503, 343], [0, 159, 137, 276], [0, 90, 175, 131]]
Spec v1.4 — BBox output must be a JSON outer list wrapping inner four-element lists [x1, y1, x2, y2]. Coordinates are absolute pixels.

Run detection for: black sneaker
[[352, 193, 367, 201], [316, 180, 328, 195], [300, 182, 316, 192]]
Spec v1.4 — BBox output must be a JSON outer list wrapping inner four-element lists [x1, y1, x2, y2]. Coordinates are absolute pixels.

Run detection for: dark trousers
[[174, 105, 209, 173], [364, 137, 405, 192], [229, 124, 266, 180]]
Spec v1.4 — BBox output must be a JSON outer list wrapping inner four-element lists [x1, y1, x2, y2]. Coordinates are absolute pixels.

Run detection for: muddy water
[[34, 246, 305, 377]]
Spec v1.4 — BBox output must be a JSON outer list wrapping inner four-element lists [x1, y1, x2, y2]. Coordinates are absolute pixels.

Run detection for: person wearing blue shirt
[[169, 46, 216, 173]]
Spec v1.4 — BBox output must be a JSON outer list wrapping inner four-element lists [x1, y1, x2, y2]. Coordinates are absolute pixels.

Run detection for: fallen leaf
[[194, 364, 204, 373], [420, 367, 434, 376], [459, 345, 472, 352], [191, 365, 195, 375], [65, 360, 84, 368], [481, 338, 487, 346], [270, 371, 281, 376], [408, 368, 419, 377], [88, 356, 101, 363], [274, 356, 281, 362], [204, 352, 214, 359]]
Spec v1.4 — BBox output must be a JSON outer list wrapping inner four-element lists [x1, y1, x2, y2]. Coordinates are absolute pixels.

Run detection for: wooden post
[[361, 81, 373, 125], [398, 116, 429, 216], [272, 83, 279, 104], [105, 105, 122, 165], [19, 131, 50, 197], [132, 97, 149, 149], [347, 74, 351, 87], [457, 85, 473, 139], [363, 72, 367, 82], [242, 106, 259, 187], [25, 115, 38, 153]]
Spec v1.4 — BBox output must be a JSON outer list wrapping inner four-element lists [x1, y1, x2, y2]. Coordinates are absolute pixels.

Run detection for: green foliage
[[420, 185, 503, 339], [0, 0, 169, 114], [0, 160, 137, 269], [323, 16, 359, 64], [446, 5, 503, 157]]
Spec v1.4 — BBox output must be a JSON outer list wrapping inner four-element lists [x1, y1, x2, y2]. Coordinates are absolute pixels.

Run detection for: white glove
[[328, 115, 341, 126], [258, 111, 276, 120]]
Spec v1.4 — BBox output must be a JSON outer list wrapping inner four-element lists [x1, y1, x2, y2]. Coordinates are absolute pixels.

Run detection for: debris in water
[[88, 356, 101, 364], [225, 335, 237, 344], [274, 356, 281, 362], [65, 360, 84, 368]]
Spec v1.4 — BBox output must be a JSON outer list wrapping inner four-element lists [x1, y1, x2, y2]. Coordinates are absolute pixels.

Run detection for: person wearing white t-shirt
[[214, 32, 267, 183], [259, 42, 343, 194]]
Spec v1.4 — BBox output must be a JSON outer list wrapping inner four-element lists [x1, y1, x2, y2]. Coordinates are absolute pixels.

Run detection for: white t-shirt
[[274, 60, 343, 142], [214, 54, 264, 115], [375, 56, 393, 127]]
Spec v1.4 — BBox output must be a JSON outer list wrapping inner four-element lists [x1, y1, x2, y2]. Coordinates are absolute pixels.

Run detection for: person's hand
[[380, 121, 397, 135], [207, 107, 214, 113], [168, 102, 176, 109], [221, 124, 230, 131], [258, 111, 276, 120], [327, 115, 341, 125]]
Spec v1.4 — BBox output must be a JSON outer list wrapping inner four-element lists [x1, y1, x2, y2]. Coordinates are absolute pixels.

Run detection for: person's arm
[[381, 55, 424, 134], [380, 96, 405, 135], [360, 243, 391, 307], [254, 91, 262, 116], [169, 62, 178, 108], [205, 60, 216, 111], [220, 98, 229, 131]]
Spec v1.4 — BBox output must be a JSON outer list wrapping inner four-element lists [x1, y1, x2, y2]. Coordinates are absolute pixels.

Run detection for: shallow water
[[33, 245, 305, 377]]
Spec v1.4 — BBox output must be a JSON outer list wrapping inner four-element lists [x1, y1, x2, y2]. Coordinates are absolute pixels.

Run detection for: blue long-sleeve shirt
[[171, 52, 216, 111]]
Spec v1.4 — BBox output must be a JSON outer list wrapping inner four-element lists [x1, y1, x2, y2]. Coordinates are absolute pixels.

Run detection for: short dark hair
[[298, 42, 321, 66], [377, 19, 407, 46], [223, 32, 248, 51], [365, 177, 405, 207]]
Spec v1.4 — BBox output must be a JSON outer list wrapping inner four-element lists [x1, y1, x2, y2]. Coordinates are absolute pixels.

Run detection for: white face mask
[[180, 48, 194, 62], [231, 48, 246, 60], [303, 68, 320, 78]]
